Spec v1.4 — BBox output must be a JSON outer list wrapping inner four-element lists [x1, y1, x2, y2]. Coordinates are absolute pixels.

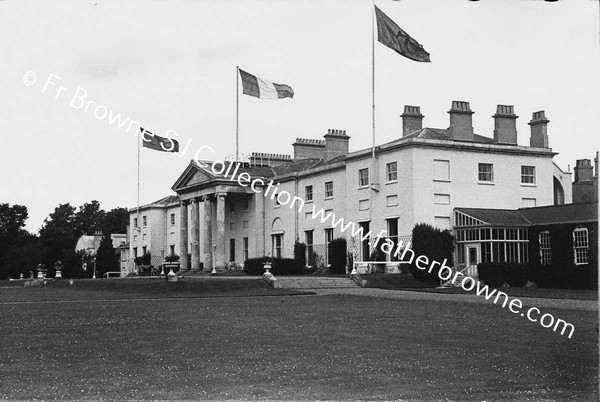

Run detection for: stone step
[[273, 277, 358, 289]]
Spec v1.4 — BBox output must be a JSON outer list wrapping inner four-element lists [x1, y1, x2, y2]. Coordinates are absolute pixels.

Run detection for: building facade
[[129, 101, 574, 271]]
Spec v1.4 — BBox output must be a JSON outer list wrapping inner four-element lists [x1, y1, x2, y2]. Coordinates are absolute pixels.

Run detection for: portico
[[172, 160, 267, 270]]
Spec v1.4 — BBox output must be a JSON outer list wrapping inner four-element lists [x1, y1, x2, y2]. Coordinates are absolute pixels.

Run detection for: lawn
[[0, 280, 597, 401]]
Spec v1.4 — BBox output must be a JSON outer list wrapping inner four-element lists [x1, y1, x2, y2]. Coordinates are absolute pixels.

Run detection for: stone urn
[[167, 268, 178, 282]]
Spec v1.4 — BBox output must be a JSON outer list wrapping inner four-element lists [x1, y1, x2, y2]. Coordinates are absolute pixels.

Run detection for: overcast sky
[[1, 0, 599, 233]]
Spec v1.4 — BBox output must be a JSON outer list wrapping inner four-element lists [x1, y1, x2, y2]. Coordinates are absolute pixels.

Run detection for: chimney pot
[[323, 129, 350, 161], [528, 110, 550, 148], [493, 104, 518, 145], [401, 105, 424, 137], [574, 159, 594, 183], [448, 100, 474, 141]]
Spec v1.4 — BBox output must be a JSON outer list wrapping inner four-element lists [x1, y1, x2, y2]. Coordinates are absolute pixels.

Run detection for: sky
[[1, 0, 599, 234]]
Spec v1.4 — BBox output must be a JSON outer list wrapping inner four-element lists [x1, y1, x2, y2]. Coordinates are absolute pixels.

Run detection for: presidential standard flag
[[238, 69, 294, 99], [374, 6, 430, 62], [140, 128, 179, 153]]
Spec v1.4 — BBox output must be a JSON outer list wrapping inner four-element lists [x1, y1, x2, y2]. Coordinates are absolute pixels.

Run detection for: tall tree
[[102, 207, 129, 235], [95, 235, 117, 278], [0, 203, 36, 279], [38, 203, 77, 268], [74, 201, 106, 236]]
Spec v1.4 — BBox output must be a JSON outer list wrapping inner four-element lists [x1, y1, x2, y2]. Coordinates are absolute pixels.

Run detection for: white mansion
[[125, 101, 572, 274]]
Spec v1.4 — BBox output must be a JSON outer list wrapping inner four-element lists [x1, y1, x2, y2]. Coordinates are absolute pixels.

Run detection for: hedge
[[477, 262, 532, 288], [243, 257, 301, 276], [409, 223, 455, 283]]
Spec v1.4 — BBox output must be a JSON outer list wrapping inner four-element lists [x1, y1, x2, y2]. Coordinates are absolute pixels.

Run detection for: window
[[521, 166, 536, 184], [539, 231, 551, 265], [142, 215, 147, 227], [358, 168, 369, 187], [274, 196, 281, 206], [522, 198, 536, 208], [359, 199, 369, 211], [325, 228, 334, 265], [170, 231, 174, 239], [243, 220, 249, 229], [434, 194, 451, 205], [573, 228, 589, 265], [133, 235, 138, 242], [230, 222, 235, 230], [142, 246, 147, 255], [243, 237, 249, 261], [434, 216, 451, 230], [325, 181, 334, 198], [142, 234, 147, 240], [229, 239, 235, 262], [169, 213, 175, 225], [305, 230, 314, 266], [134, 217, 138, 228], [121, 250, 128, 262], [305, 185, 313, 202], [434, 159, 450, 181], [386, 162, 398, 182], [359, 221, 370, 261], [229, 202, 235, 213], [387, 218, 399, 261], [133, 247, 138, 258], [478, 163, 494, 182], [169, 245, 175, 256], [244, 198, 249, 211], [386, 195, 398, 207], [272, 234, 283, 258]]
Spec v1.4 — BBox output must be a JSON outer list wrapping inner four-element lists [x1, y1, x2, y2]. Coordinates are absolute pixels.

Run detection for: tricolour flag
[[140, 128, 179, 153], [374, 6, 430, 63], [239, 69, 294, 99]]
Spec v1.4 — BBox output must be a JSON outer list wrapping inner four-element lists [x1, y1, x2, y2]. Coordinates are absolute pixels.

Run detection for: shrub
[[477, 262, 532, 288], [293, 241, 307, 270], [243, 257, 301, 276], [141, 252, 151, 266], [409, 223, 455, 283], [165, 254, 180, 262], [329, 238, 347, 274]]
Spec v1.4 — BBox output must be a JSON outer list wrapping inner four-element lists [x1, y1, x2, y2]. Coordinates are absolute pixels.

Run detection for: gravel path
[[309, 287, 598, 311]]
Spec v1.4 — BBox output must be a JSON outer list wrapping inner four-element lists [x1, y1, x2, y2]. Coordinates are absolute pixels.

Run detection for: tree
[[95, 235, 117, 278], [0, 203, 37, 279], [38, 203, 78, 268], [74, 201, 105, 236], [102, 207, 129, 235]]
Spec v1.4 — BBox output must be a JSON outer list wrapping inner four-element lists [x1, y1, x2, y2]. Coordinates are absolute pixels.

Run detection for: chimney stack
[[574, 159, 594, 183], [292, 138, 325, 160], [528, 111, 550, 148], [401, 105, 424, 137], [323, 129, 350, 162], [493, 105, 518, 145], [448, 101, 474, 141]]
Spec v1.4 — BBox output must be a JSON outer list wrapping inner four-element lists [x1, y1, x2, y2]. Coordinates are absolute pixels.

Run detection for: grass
[[0, 280, 597, 401]]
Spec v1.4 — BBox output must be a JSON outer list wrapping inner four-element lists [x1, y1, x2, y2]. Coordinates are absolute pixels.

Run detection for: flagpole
[[371, 0, 376, 158], [236, 66, 240, 162], [136, 127, 140, 229]]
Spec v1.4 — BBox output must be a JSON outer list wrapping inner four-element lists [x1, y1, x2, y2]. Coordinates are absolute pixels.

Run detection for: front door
[[466, 244, 480, 278]]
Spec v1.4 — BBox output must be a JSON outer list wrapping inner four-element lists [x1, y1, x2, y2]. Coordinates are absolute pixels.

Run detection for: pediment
[[183, 169, 213, 187], [172, 161, 216, 192]]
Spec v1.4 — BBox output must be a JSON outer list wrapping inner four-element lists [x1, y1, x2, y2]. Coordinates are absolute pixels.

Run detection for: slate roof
[[519, 202, 598, 225], [456, 202, 598, 227], [402, 127, 495, 144], [455, 208, 532, 227]]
